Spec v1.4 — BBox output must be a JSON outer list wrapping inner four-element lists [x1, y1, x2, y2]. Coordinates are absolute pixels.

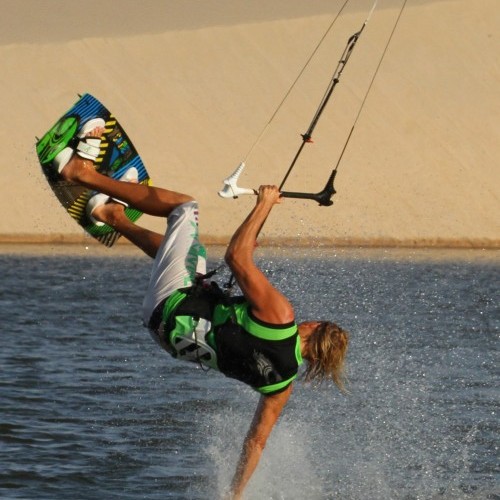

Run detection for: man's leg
[[95, 199, 206, 326], [95, 203, 163, 259], [57, 126, 206, 325], [60, 127, 193, 218], [142, 200, 206, 327]]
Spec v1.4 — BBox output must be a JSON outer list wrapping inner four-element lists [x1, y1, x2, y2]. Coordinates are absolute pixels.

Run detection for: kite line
[[218, 0, 408, 206]]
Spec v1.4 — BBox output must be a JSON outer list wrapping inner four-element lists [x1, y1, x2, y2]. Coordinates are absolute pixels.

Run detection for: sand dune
[[1, 0, 499, 248]]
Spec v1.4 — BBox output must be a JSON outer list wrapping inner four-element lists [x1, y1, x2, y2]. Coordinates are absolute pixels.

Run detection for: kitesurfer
[[53, 124, 349, 499]]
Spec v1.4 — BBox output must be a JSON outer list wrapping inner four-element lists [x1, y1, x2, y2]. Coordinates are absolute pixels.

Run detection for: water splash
[[199, 401, 324, 499]]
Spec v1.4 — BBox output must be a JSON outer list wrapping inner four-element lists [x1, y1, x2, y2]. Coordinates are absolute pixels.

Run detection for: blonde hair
[[303, 322, 349, 391]]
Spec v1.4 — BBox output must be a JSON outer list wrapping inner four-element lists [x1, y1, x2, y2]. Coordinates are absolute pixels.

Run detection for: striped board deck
[[36, 93, 151, 247]]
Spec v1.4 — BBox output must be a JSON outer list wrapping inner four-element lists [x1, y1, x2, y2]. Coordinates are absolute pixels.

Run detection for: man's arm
[[225, 185, 294, 324], [224, 186, 295, 498], [229, 386, 293, 499]]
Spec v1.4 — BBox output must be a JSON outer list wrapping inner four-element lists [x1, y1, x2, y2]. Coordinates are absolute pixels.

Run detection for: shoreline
[[1, 233, 499, 250], [1, 242, 498, 265]]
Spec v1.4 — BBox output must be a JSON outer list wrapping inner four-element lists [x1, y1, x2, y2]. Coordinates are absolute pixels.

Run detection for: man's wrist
[[256, 197, 275, 210]]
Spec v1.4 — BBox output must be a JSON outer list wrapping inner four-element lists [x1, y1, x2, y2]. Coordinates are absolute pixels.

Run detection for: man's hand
[[256, 185, 282, 206]]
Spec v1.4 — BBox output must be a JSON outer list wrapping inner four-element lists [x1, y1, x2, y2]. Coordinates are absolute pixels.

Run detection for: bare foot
[[92, 201, 126, 227], [59, 126, 105, 182]]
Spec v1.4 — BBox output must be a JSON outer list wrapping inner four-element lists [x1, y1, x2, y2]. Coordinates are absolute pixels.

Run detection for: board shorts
[[142, 201, 207, 326]]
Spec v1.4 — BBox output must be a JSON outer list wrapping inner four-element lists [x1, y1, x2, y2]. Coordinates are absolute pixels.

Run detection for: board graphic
[[36, 93, 151, 247]]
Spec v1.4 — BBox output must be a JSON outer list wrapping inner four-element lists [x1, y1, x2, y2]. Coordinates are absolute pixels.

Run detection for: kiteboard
[[36, 93, 151, 247]]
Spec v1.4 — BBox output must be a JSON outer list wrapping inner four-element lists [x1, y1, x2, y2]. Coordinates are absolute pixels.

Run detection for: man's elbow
[[224, 247, 236, 266], [225, 246, 249, 269]]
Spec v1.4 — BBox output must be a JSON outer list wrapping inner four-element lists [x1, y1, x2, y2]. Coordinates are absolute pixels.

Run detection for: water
[[0, 246, 498, 499]]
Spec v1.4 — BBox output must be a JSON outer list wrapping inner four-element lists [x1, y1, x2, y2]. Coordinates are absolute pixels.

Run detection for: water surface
[[1, 247, 498, 499]]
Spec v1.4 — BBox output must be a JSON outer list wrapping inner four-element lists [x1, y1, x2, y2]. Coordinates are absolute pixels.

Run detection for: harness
[[148, 274, 301, 394], [148, 275, 240, 370]]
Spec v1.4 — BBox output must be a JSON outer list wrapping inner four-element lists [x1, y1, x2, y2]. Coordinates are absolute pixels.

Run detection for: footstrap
[[76, 137, 101, 160]]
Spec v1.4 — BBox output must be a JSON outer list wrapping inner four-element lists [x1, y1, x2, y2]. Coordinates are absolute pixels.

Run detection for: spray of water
[[197, 399, 324, 500]]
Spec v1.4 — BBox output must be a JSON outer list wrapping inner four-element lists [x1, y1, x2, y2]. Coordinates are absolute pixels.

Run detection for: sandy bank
[[1, 0, 499, 247]]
